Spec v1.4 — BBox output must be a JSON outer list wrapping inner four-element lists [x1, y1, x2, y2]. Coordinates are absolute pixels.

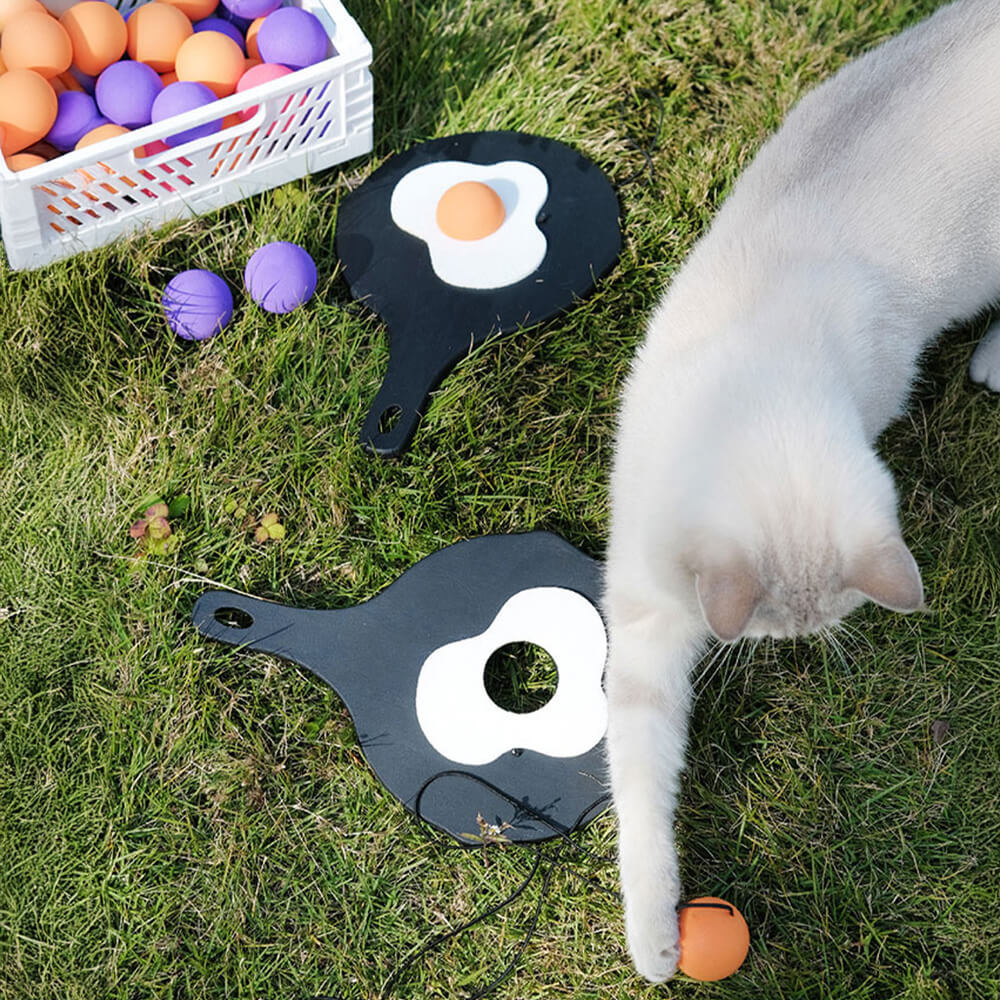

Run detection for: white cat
[[605, 0, 1000, 982]]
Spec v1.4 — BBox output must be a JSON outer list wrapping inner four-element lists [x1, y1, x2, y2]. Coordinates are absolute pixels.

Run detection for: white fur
[[605, 0, 1000, 982]]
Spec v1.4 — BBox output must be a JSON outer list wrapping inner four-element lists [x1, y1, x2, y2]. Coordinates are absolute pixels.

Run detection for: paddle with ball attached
[[334, 131, 621, 456], [191, 532, 610, 844]]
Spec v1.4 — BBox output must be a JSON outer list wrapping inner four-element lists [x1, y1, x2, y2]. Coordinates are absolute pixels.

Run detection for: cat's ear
[[694, 554, 761, 642], [845, 537, 924, 613]]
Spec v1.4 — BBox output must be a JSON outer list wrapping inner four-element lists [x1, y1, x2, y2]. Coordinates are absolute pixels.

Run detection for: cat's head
[[681, 413, 924, 642]]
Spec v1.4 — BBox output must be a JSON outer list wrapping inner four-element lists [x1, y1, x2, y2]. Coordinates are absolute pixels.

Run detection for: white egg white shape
[[389, 160, 549, 290], [414, 587, 608, 767]]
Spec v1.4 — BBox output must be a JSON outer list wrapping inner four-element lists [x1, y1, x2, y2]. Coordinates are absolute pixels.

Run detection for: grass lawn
[[2, 0, 998, 997]]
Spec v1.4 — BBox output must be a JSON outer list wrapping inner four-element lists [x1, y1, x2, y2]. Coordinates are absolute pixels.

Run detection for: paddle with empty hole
[[334, 131, 621, 456], [191, 532, 609, 843]]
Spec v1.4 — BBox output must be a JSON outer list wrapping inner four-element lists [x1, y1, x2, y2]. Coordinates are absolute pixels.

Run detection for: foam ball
[[174, 30, 244, 97], [256, 7, 328, 69], [0, 0, 44, 32], [151, 80, 220, 147], [193, 16, 246, 52], [5, 150, 47, 169], [220, 0, 280, 20], [59, 2, 128, 76], [158, 0, 216, 20], [163, 269, 234, 340], [75, 121, 128, 148], [127, 2, 193, 73], [96, 60, 163, 128], [245, 241, 317, 314], [234, 61, 291, 121], [45, 89, 102, 150], [677, 898, 750, 982], [1, 11, 73, 79], [0, 69, 58, 155], [244, 15, 263, 59]]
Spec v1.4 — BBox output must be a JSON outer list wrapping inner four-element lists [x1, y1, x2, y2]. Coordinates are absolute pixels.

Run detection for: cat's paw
[[624, 891, 681, 983], [969, 319, 1000, 392]]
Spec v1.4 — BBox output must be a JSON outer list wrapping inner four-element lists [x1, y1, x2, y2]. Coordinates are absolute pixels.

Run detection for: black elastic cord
[[377, 771, 614, 999], [615, 87, 666, 188]]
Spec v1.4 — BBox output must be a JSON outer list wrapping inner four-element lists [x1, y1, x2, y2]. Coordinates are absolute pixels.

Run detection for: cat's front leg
[[969, 317, 1000, 391], [605, 598, 705, 982]]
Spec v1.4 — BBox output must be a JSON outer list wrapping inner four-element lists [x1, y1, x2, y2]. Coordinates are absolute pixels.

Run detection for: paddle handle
[[359, 354, 434, 457]]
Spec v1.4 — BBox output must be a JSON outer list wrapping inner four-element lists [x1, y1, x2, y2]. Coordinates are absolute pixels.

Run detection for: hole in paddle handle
[[378, 405, 402, 434], [214, 607, 254, 630]]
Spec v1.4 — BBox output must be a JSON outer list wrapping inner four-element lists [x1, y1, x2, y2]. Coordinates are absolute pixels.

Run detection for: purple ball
[[245, 241, 317, 314], [46, 92, 103, 152], [163, 270, 234, 341], [220, 0, 280, 19], [213, 2, 251, 32], [257, 8, 330, 69], [152, 82, 221, 148], [194, 17, 246, 52], [96, 62, 163, 129]]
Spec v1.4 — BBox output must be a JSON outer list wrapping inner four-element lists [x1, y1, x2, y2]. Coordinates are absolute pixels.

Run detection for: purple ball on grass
[[163, 269, 234, 341], [193, 17, 247, 52], [46, 91, 103, 151], [96, 61, 164, 129], [257, 7, 330, 69], [245, 241, 317, 314], [151, 82, 221, 148], [220, 0, 280, 20]]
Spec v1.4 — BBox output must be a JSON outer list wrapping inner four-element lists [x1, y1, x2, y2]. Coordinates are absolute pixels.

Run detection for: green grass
[[2, 1, 998, 997]]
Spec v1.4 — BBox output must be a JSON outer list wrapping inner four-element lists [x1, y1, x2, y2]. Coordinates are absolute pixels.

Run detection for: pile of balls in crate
[[0, 0, 331, 167]]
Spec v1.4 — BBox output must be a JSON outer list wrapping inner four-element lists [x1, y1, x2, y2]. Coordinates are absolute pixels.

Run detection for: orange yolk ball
[[76, 122, 129, 148], [60, 1, 128, 76], [245, 17, 264, 61], [0, 69, 57, 155], [127, 2, 193, 73], [677, 898, 750, 982], [435, 181, 506, 241], [158, 0, 216, 20], [5, 150, 46, 170], [2, 11, 74, 79], [0, 0, 44, 32], [174, 31, 244, 98]]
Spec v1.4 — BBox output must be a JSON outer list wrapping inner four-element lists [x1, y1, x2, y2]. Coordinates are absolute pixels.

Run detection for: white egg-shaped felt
[[389, 159, 548, 290], [414, 587, 607, 767]]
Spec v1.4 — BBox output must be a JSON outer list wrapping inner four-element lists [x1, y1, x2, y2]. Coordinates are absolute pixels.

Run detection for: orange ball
[[5, 150, 46, 170], [126, 2, 192, 73], [1, 10, 73, 79], [0, 0, 44, 32], [435, 181, 506, 241], [76, 122, 129, 148], [0, 69, 57, 155], [677, 897, 750, 982], [59, 2, 128, 76], [245, 16, 264, 61], [157, 0, 216, 20], [174, 30, 244, 98]]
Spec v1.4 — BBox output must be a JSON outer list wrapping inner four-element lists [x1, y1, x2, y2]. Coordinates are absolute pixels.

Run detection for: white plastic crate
[[0, 0, 373, 270]]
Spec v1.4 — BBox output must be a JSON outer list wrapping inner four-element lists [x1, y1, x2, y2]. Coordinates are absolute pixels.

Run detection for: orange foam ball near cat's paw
[[677, 897, 750, 982]]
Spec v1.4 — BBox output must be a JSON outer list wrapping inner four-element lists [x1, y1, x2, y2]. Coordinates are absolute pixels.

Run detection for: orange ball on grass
[[677, 897, 750, 982]]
